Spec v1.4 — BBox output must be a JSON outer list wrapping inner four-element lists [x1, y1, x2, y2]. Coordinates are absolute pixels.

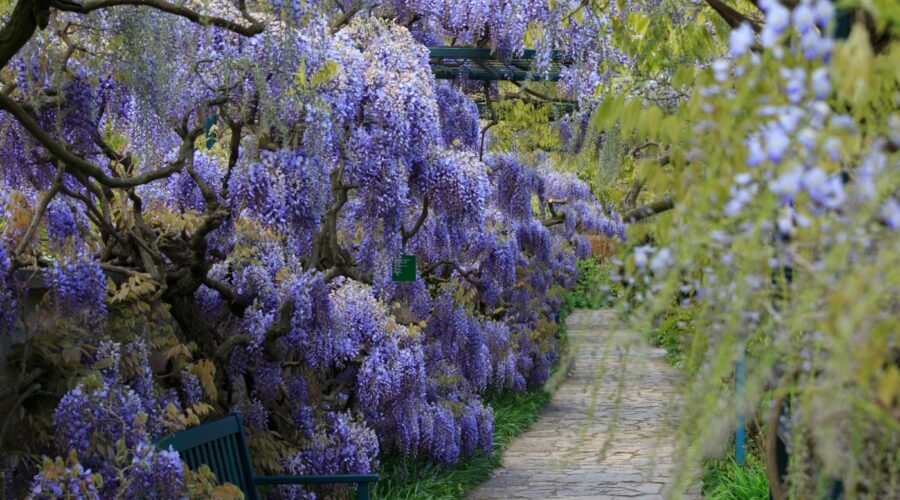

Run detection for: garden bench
[[157, 414, 378, 500]]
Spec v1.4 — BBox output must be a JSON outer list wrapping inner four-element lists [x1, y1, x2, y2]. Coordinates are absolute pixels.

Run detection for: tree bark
[[623, 197, 675, 223], [0, 0, 51, 71], [704, 0, 762, 31]]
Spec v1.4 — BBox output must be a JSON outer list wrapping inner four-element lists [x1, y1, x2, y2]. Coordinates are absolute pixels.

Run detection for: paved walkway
[[470, 309, 692, 499]]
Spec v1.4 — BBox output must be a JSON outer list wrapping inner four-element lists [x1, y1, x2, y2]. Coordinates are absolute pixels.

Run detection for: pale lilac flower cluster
[[180, 370, 202, 407], [709, 0, 867, 226], [28, 458, 101, 499], [881, 198, 900, 230], [419, 148, 488, 225], [45, 256, 107, 327], [435, 82, 480, 149], [47, 363, 186, 496]]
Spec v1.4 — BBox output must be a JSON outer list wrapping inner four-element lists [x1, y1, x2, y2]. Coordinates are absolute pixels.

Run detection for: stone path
[[470, 309, 692, 499]]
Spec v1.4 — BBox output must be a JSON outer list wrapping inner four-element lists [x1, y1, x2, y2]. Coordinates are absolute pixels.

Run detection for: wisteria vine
[[0, 2, 623, 498]]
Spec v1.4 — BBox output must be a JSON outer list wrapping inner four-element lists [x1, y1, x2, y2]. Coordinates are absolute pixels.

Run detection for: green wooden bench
[[157, 414, 379, 500]]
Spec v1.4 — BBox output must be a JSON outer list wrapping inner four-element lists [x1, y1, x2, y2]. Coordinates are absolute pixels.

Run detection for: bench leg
[[357, 482, 370, 500]]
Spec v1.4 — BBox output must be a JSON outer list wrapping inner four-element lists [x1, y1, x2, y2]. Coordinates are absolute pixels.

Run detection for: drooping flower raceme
[[45, 255, 107, 327]]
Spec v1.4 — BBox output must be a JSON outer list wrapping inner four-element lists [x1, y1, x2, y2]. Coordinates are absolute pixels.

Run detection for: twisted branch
[[421, 260, 481, 286], [402, 196, 429, 245], [51, 0, 265, 36], [14, 164, 65, 258], [623, 196, 674, 223]]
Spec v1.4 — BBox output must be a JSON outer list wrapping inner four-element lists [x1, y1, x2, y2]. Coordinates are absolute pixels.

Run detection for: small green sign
[[392, 255, 417, 282], [204, 115, 217, 149]]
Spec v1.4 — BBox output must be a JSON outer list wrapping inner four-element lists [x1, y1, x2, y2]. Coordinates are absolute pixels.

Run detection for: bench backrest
[[157, 414, 258, 500]]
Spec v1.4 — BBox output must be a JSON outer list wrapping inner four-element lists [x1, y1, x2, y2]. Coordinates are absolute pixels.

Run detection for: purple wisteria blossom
[[730, 23, 754, 57]]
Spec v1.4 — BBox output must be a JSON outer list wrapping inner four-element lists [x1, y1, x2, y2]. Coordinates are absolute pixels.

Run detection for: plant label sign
[[204, 115, 217, 149], [392, 255, 417, 282]]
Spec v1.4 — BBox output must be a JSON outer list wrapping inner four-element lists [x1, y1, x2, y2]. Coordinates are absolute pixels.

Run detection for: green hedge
[[562, 258, 618, 313]]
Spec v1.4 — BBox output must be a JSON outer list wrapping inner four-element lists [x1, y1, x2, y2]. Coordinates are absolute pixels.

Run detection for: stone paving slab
[[469, 309, 696, 499]]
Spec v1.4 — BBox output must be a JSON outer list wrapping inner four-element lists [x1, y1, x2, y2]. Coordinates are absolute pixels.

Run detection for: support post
[[735, 353, 746, 465]]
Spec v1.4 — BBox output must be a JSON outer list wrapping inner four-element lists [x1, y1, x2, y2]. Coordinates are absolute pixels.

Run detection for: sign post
[[205, 115, 217, 149], [736, 353, 746, 465]]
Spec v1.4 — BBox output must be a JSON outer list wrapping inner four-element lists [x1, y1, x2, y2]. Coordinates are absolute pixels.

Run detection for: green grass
[[373, 389, 552, 499], [702, 455, 770, 500]]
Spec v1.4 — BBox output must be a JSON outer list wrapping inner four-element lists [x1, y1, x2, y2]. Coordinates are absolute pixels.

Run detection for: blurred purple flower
[[880, 198, 899, 230], [763, 125, 790, 163], [792, 2, 816, 34], [781, 67, 806, 104], [729, 23, 754, 57], [811, 67, 830, 100], [813, 0, 835, 28]]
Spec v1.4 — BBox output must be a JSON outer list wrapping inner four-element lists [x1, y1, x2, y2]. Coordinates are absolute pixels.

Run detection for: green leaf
[[672, 66, 694, 88], [639, 106, 664, 139], [310, 59, 340, 87], [293, 55, 308, 89]]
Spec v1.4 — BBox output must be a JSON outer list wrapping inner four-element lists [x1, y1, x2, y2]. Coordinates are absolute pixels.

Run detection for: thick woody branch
[[402, 196, 429, 245], [479, 80, 499, 161], [221, 120, 243, 199], [58, 184, 124, 246], [14, 165, 65, 257], [0, 92, 200, 188], [181, 148, 230, 293], [543, 216, 565, 227], [330, 1, 362, 34], [422, 260, 482, 287], [94, 131, 133, 170], [216, 334, 250, 361], [51, 0, 265, 36], [203, 276, 252, 314], [509, 80, 577, 105], [704, 0, 762, 31], [628, 142, 661, 158], [547, 198, 567, 219], [0, 0, 51, 71], [622, 154, 671, 211], [621, 177, 646, 211], [623, 196, 675, 223]]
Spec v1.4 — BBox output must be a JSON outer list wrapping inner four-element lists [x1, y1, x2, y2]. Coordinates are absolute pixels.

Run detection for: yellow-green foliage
[[489, 94, 562, 159], [581, 5, 900, 498]]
